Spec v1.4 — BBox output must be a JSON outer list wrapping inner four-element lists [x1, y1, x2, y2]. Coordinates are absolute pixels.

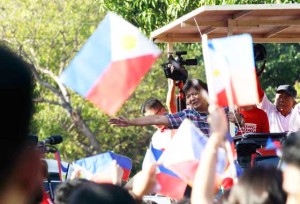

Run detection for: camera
[[253, 44, 267, 62], [162, 51, 197, 82], [253, 44, 267, 77]]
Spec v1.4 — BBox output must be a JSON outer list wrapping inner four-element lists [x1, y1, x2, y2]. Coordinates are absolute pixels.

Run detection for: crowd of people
[[1, 42, 300, 204]]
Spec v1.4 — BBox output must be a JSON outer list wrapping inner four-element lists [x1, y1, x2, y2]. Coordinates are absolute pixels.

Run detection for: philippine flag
[[142, 144, 187, 200], [202, 34, 259, 107], [74, 151, 132, 181], [59, 12, 161, 116], [158, 119, 226, 186]]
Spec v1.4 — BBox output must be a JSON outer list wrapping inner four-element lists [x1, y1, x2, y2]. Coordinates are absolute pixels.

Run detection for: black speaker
[[236, 140, 257, 169]]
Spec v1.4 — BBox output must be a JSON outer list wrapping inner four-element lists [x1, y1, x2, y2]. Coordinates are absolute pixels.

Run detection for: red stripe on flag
[[156, 173, 187, 200], [167, 160, 199, 185], [87, 54, 157, 115], [216, 89, 228, 107], [122, 168, 131, 181], [216, 80, 239, 107]]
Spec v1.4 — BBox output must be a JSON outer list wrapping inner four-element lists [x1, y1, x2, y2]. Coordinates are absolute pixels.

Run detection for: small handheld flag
[[158, 119, 226, 185], [202, 34, 259, 107], [142, 144, 187, 200], [74, 151, 132, 181], [59, 12, 161, 115]]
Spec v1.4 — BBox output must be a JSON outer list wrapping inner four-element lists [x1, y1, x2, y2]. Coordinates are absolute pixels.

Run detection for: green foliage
[[259, 43, 300, 100], [1, 0, 299, 176]]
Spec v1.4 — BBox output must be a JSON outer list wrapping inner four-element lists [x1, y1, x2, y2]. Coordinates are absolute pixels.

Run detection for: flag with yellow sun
[[60, 12, 161, 115], [202, 34, 259, 107]]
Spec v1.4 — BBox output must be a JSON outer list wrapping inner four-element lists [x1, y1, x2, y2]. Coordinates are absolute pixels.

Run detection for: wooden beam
[[233, 19, 300, 27], [181, 19, 300, 30], [202, 27, 216, 35], [167, 42, 174, 54], [264, 26, 291, 38], [227, 18, 234, 36], [181, 21, 227, 28], [153, 33, 300, 43], [232, 10, 254, 19]]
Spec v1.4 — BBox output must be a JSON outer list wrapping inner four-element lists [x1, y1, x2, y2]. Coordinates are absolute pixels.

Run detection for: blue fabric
[[74, 151, 132, 174]]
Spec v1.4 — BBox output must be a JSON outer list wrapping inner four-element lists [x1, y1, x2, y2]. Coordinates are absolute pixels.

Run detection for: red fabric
[[87, 55, 157, 116], [41, 189, 53, 204], [256, 74, 265, 102], [54, 151, 63, 181], [156, 173, 187, 200], [221, 177, 234, 190], [251, 148, 277, 167], [236, 106, 270, 136], [256, 148, 277, 156]]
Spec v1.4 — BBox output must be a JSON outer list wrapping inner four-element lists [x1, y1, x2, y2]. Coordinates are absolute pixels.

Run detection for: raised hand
[[108, 116, 130, 127], [208, 104, 228, 140], [131, 163, 157, 200], [91, 160, 123, 186]]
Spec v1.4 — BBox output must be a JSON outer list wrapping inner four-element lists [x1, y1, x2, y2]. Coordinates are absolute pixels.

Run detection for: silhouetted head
[[0, 45, 34, 190], [69, 182, 137, 204]]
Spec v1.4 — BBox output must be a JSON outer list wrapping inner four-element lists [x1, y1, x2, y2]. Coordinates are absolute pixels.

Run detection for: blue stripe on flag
[[59, 14, 112, 96], [150, 145, 179, 178]]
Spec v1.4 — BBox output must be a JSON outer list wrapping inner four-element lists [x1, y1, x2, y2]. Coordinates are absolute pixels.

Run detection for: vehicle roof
[[151, 4, 300, 43]]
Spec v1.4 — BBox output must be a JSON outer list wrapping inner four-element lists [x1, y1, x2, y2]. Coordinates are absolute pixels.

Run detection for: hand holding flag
[[132, 163, 157, 201], [208, 104, 228, 139], [142, 144, 187, 199], [192, 103, 232, 204]]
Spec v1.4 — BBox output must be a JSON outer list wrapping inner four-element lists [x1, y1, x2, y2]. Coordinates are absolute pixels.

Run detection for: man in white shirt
[[141, 98, 175, 150], [289, 103, 300, 132], [258, 84, 297, 132]]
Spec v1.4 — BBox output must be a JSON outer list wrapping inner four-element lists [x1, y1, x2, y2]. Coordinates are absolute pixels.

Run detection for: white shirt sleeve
[[257, 93, 274, 113], [289, 104, 300, 132]]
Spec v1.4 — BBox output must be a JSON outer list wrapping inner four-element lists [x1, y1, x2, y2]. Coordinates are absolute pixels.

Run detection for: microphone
[[39, 135, 63, 145]]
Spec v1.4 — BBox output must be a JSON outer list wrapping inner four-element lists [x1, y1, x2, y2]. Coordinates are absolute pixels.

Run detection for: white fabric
[[289, 103, 300, 132], [258, 94, 292, 132], [151, 129, 173, 151]]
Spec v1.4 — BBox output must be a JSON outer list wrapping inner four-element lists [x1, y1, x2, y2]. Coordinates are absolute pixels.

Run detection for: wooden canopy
[[150, 4, 300, 44]]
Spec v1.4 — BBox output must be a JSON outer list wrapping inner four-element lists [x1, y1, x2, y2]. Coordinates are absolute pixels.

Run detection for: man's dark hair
[[0, 44, 33, 190], [182, 79, 208, 93], [282, 131, 300, 168], [54, 178, 90, 204], [140, 98, 164, 114]]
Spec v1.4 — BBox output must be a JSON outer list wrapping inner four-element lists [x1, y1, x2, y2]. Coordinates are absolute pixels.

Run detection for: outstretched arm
[[108, 115, 170, 127]]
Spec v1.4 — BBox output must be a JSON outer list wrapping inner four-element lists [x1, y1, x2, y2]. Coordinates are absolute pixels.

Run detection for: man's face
[[275, 91, 295, 115], [185, 87, 208, 112], [144, 107, 167, 129]]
